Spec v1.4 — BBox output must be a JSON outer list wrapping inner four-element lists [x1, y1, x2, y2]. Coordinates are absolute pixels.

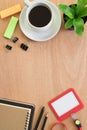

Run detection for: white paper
[[51, 92, 79, 116]]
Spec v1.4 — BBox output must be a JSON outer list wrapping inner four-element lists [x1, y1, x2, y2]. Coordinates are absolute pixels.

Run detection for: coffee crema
[[28, 5, 52, 27]]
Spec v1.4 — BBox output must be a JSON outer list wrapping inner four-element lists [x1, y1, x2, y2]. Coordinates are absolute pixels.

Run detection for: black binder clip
[[20, 43, 29, 51], [12, 37, 19, 43], [6, 44, 12, 50]]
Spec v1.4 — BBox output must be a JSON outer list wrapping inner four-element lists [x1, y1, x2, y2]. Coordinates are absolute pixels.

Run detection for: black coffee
[[29, 5, 51, 27]]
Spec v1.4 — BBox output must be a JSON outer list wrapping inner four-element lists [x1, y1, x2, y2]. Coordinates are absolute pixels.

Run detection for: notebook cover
[[0, 98, 35, 130]]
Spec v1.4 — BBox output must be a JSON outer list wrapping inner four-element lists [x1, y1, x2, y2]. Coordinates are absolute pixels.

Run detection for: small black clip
[[6, 45, 12, 50], [12, 37, 19, 43], [20, 43, 29, 51]]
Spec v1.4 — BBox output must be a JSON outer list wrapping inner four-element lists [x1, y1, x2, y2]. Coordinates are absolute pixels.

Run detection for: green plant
[[58, 0, 87, 36]]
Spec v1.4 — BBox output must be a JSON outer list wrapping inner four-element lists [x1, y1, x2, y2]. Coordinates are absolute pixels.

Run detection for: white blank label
[[51, 92, 79, 116]]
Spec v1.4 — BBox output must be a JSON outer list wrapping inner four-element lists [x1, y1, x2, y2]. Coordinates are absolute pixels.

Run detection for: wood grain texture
[[0, 0, 87, 129]]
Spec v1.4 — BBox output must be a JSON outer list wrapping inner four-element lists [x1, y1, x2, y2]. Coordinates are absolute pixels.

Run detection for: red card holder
[[48, 88, 84, 121]]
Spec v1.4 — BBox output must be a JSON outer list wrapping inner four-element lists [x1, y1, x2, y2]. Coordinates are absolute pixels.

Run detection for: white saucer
[[19, 2, 61, 42]]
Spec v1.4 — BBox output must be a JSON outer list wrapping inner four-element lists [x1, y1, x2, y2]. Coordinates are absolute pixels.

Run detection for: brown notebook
[[0, 98, 35, 130]]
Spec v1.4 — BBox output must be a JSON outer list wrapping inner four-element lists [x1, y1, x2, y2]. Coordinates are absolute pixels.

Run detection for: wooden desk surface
[[0, 0, 87, 129]]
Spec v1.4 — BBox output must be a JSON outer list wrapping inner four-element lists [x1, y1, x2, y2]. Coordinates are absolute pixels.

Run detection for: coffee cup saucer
[[19, 2, 61, 42]]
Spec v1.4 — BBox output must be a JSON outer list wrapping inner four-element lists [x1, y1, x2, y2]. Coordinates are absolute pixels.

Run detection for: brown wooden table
[[0, 0, 87, 129]]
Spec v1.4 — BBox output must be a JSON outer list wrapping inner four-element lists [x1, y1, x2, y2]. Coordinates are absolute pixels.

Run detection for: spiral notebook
[[0, 98, 35, 130]]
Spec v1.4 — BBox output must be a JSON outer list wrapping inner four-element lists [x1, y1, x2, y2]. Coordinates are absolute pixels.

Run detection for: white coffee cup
[[24, 0, 54, 32]]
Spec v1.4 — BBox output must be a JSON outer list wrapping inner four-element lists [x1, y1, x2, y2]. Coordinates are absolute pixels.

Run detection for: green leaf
[[58, 4, 74, 19], [78, 0, 87, 6], [84, 0, 87, 5], [65, 19, 73, 29], [78, 7, 87, 17], [77, 0, 87, 14], [73, 18, 84, 36], [76, 5, 84, 15], [70, 4, 76, 15]]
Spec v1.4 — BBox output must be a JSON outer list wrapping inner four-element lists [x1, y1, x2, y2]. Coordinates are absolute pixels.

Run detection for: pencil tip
[[46, 113, 48, 117], [42, 106, 45, 110]]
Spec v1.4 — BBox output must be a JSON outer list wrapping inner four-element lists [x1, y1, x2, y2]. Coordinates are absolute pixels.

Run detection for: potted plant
[[58, 0, 87, 36]]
